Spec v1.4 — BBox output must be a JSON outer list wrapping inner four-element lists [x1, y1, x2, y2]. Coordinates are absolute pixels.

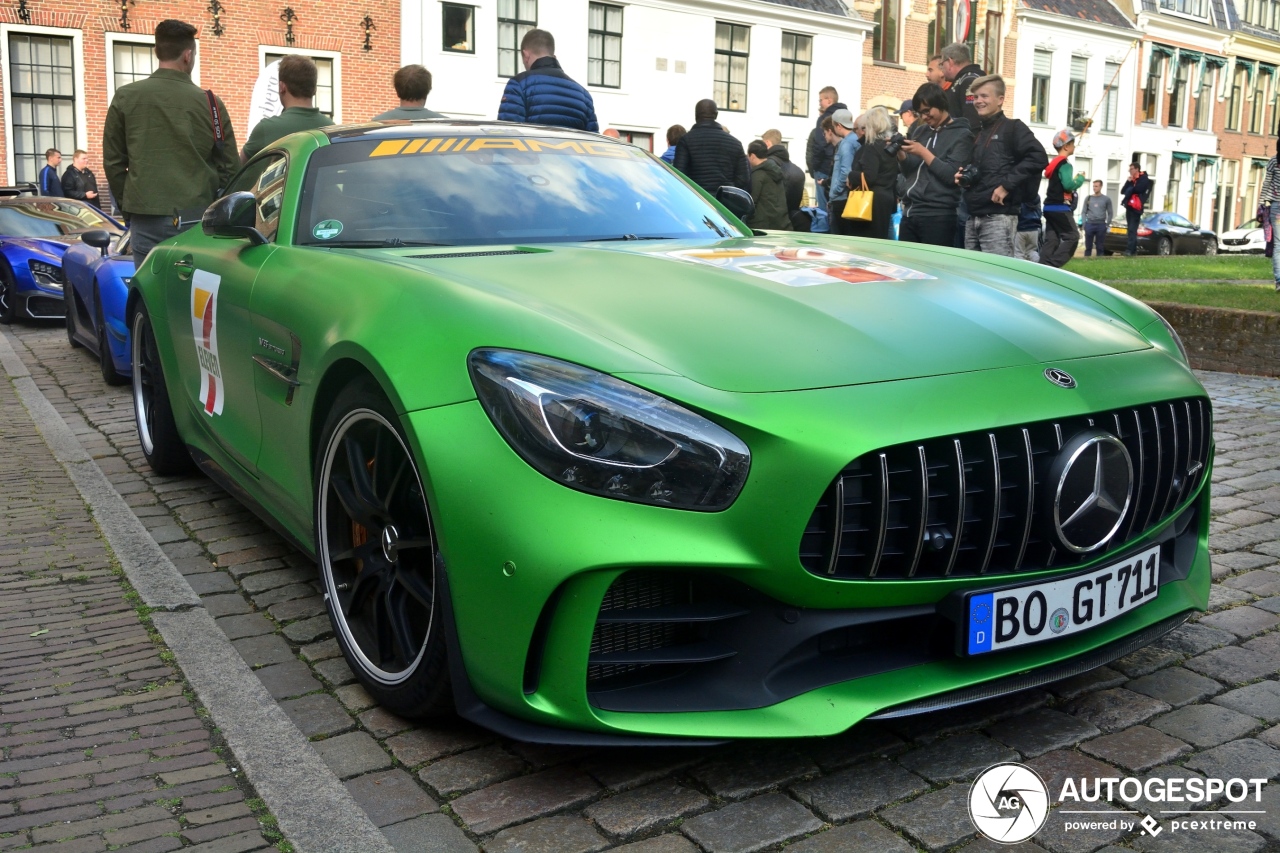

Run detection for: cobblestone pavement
[[0, 353, 285, 851], [8, 321, 1280, 853]]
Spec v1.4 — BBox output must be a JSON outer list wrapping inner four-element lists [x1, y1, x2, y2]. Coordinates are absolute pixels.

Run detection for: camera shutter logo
[[969, 762, 1050, 844]]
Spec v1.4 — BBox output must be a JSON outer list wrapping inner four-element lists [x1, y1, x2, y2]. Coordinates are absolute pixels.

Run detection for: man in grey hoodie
[[1082, 179, 1114, 257], [896, 83, 973, 247]]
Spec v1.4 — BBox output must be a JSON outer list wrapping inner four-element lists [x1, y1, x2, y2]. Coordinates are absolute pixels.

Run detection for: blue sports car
[[63, 229, 134, 384], [0, 198, 122, 324]]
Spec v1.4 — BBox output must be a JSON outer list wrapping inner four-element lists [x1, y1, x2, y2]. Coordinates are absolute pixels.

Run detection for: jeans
[[131, 213, 183, 270], [1040, 211, 1079, 268], [964, 214, 1018, 256], [1271, 202, 1280, 285], [813, 172, 830, 213], [899, 212, 957, 247], [1083, 222, 1107, 256], [1125, 207, 1142, 255], [1014, 230, 1041, 263]]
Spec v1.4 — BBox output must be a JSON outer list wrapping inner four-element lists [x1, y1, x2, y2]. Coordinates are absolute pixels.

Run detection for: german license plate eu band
[[966, 545, 1161, 655]]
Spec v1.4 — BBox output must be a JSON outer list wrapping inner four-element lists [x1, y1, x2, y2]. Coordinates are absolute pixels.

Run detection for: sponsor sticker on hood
[[666, 246, 935, 287]]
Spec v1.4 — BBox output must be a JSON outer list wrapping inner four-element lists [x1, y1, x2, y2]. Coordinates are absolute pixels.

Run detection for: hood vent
[[407, 249, 535, 259]]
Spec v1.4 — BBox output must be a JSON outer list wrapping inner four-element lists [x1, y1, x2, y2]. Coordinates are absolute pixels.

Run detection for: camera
[[956, 164, 981, 189], [885, 133, 906, 156]]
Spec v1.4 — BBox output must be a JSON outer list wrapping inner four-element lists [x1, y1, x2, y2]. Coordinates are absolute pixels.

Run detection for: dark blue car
[[63, 229, 135, 384], [0, 198, 122, 324]]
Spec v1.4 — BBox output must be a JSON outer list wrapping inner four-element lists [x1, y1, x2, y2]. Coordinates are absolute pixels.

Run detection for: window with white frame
[[1030, 50, 1051, 124], [442, 4, 474, 53], [1194, 63, 1214, 130], [1107, 159, 1123, 213], [780, 33, 812, 116], [111, 42, 156, 93], [1168, 56, 1190, 127], [587, 3, 622, 88], [1166, 158, 1184, 210], [264, 51, 335, 118], [1101, 61, 1120, 132], [872, 0, 900, 63], [8, 32, 76, 185], [498, 0, 536, 78], [1250, 71, 1268, 133], [1226, 64, 1247, 130], [1159, 0, 1208, 16], [1141, 50, 1164, 123], [1068, 55, 1087, 129], [714, 22, 749, 112]]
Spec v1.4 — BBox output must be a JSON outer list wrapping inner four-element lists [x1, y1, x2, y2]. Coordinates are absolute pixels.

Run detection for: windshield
[[295, 133, 748, 247], [0, 200, 118, 237]]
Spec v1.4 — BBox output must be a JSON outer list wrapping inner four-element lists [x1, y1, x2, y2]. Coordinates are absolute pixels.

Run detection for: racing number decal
[[190, 270, 224, 416]]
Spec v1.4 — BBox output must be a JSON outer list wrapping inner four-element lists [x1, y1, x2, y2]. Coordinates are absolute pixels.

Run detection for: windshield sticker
[[667, 246, 936, 287], [190, 270, 224, 417], [368, 137, 634, 159], [312, 219, 343, 240]]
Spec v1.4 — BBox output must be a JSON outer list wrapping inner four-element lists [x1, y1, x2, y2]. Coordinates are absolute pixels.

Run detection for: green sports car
[[126, 123, 1212, 744]]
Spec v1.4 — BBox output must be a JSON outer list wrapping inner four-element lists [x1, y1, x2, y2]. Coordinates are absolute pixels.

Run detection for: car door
[[164, 154, 284, 475], [1168, 214, 1196, 252]]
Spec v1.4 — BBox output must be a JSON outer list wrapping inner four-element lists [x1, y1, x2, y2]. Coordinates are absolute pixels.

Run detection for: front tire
[[1157, 237, 1173, 256], [130, 300, 192, 474], [1203, 240, 1218, 256], [0, 263, 16, 324], [315, 382, 452, 718]]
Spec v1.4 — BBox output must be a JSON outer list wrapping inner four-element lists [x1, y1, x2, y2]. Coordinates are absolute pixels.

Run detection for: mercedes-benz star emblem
[[381, 525, 400, 563], [1044, 368, 1077, 388], [1050, 431, 1134, 553]]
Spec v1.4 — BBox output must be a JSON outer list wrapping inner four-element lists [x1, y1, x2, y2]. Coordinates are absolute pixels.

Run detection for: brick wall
[[0, 0, 400, 186], [1151, 301, 1280, 377]]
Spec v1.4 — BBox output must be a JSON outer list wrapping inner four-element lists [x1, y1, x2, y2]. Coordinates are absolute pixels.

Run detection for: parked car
[[127, 123, 1212, 743], [1103, 211, 1217, 256], [1218, 217, 1266, 254], [64, 229, 134, 384], [0, 198, 122, 323]]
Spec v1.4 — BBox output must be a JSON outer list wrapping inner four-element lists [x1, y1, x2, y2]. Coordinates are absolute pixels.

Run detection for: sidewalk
[[0, 371, 269, 851]]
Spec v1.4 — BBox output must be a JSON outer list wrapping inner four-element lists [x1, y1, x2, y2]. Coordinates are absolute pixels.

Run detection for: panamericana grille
[[799, 397, 1211, 580]]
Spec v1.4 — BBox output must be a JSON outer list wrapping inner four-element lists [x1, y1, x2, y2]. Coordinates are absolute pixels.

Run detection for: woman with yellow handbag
[[826, 109, 862, 235], [842, 107, 900, 240]]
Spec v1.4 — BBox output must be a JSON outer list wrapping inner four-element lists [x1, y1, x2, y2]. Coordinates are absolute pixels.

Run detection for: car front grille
[[1222, 239, 1249, 246], [798, 397, 1211, 580]]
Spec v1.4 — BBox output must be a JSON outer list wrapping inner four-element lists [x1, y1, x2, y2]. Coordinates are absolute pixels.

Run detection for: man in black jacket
[[761, 129, 805, 214], [959, 75, 1049, 257], [805, 86, 844, 212], [60, 149, 101, 210], [941, 43, 984, 135], [897, 83, 972, 247], [1120, 162, 1153, 256], [672, 99, 750, 196]]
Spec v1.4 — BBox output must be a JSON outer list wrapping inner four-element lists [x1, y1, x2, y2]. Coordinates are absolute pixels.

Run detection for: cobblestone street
[[5, 320, 1280, 853]]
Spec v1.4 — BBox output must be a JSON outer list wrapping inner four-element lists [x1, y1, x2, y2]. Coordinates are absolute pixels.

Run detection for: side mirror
[[202, 192, 268, 246], [82, 229, 112, 257], [715, 186, 755, 221]]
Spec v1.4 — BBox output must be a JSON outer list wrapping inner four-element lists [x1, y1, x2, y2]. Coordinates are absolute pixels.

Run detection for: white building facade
[[1014, 0, 1141, 215], [399, 0, 870, 157]]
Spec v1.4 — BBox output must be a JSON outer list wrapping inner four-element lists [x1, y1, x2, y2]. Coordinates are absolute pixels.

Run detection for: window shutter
[[1071, 55, 1087, 81], [1034, 50, 1052, 76]]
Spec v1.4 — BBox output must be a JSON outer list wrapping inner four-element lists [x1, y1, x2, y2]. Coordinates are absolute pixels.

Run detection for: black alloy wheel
[[1203, 239, 1218, 256], [315, 383, 452, 718], [0, 263, 15, 324], [1156, 237, 1173, 256], [130, 301, 193, 474], [65, 287, 81, 347]]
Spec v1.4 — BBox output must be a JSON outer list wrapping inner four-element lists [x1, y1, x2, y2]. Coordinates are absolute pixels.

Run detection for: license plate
[[964, 545, 1160, 655], [1109, 227, 1126, 234]]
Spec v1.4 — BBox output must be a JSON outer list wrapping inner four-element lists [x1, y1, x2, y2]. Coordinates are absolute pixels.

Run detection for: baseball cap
[[1052, 128, 1075, 150], [832, 109, 855, 129], [898, 99, 915, 116]]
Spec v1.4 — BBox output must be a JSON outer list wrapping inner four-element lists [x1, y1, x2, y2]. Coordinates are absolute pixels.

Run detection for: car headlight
[[28, 260, 64, 290], [1157, 312, 1189, 364], [469, 349, 751, 511]]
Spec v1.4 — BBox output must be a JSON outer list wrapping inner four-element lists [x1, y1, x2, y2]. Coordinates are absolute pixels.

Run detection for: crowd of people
[[35, 21, 1170, 270]]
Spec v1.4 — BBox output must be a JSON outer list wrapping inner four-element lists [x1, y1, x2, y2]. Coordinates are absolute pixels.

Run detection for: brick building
[[854, 0, 1018, 112], [0, 0, 400, 188]]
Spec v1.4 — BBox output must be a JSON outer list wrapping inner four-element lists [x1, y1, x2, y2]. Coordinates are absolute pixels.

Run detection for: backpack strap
[[205, 90, 225, 150]]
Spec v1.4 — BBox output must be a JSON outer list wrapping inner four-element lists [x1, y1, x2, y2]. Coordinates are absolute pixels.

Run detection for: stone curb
[[0, 326, 395, 853]]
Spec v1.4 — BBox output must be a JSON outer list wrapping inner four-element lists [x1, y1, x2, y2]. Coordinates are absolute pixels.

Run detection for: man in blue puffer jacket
[[497, 29, 599, 132]]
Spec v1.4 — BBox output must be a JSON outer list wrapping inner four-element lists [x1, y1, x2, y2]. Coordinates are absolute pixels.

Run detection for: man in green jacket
[[103, 19, 239, 268], [241, 55, 333, 162]]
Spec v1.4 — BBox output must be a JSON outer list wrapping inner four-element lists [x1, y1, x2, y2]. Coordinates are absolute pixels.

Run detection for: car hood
[[2, 235, 77, 256], [383, 237, 1153, 393]]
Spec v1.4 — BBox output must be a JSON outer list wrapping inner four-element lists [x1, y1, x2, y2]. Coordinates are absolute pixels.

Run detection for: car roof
[[324, 120, 617, 145]]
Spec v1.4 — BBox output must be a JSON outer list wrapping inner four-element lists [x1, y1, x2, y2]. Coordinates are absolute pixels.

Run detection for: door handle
[[174, 255, 194, 281]]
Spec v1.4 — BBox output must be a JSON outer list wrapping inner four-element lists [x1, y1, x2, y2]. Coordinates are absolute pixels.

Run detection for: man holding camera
[[956, 75, 1048, 257], [896, 83, 973, 247]]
